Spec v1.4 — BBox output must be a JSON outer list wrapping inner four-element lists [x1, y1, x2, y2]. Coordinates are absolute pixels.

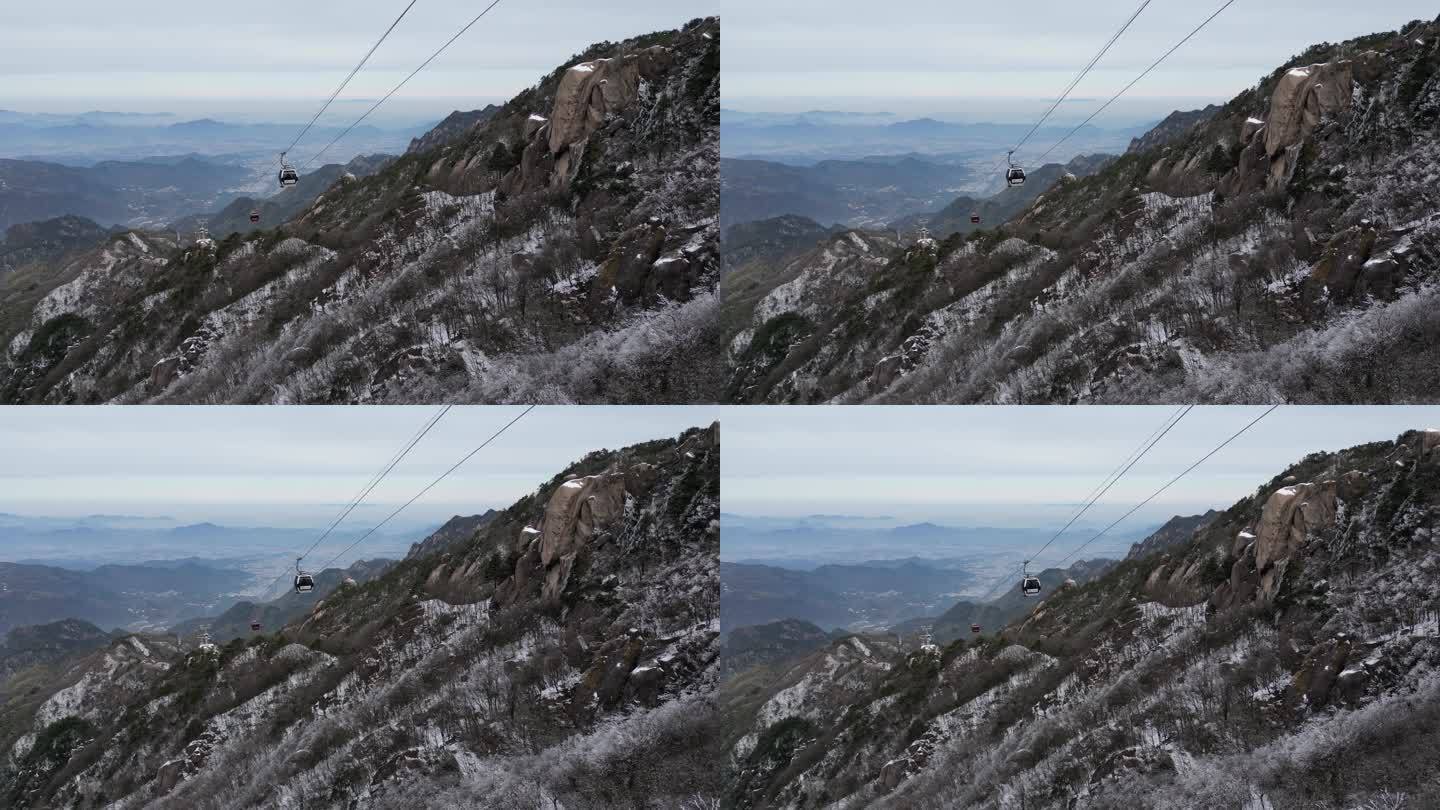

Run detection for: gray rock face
[[1265, 62, 1356, 158], [548, 48, 674, 154]]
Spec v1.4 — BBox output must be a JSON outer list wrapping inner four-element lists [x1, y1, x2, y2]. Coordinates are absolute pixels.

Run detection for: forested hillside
[[0, 424, 720, 809], [721, 429, 1440, 808], [1, 18, 720, 405], [726, 17, 1440, 404]]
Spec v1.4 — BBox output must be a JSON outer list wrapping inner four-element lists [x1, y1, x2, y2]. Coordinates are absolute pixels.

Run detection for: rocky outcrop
[[1254, 481, 1337, 571], [521, 470, 627, 602], [548, 48, 673, 154], [1293, 635, 1353, 706], [1264, 62, 1356, 157], [539, 472, 625, 566], [1261, 60, 1358, 189]]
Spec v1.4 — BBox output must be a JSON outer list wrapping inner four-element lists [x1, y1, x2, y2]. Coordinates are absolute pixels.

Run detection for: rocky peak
[[1126, 104, 1222, 155], [404, 510, 499, 560], [1126, 510, 1220, 560]]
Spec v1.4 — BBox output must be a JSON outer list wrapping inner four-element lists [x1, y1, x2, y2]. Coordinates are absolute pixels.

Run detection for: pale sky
[[0, 0, 716, 120], [724, 1, 1436, 116], [0, 406, 720, 526], [724, 406, 1440, 522]]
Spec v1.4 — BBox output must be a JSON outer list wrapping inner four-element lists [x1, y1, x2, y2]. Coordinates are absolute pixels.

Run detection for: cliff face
[[1, 18, 720, 406], [720, 429, 1440, 809], [725, 16, 1440, 405], [0, 425, 720, 809]]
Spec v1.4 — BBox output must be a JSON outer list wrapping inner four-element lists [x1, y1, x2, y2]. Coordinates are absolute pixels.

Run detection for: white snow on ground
[[549, 263, 599, 295], [754, 237, 888, 323]]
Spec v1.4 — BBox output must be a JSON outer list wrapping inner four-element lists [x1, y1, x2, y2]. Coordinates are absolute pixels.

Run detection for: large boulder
[[548, 47, 674, 154], [1264, 61, 1355, 158], [594, 222, 668, 304], [1254, 481, 1337, 572], [1293, 636, 1352, 706], [539, 471, 626, 567], [1308, 225, 1379, 301]]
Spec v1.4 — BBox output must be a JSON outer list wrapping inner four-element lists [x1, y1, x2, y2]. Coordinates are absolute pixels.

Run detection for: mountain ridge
[[720, 428, 1440, 808], [723, 16, 1440, 405]]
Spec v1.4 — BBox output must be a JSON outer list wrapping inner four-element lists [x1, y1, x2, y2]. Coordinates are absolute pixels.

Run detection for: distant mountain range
[[0, 215, 115, 276], [891, 153, 1116, 238], [169, 558, 396, 642], [169, 153, 395, 238], [721, 558, 977, 634], [721, 114, 1144, 164], [0, 559, 254, 634], [721, 154, 986, 232], [0, 111, 424, 165], [0, 155, 252, 230]]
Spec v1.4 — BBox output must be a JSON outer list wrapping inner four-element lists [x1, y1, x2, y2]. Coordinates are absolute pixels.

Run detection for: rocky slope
[[725, 16, 1440, 404], [0, 423, 720, 809], [891, 154, 1115, 239], [406, 106, 501, 155], [926, 558, 1117, 645], [0, 620, 113, 685], [170, 154, 395, 239], [1, 17, 720, 405], [169, 558, 397, 644], [1125, 510, 1220, 560], [722, 214, 843, 272], [720, 428, 1440, 808], [0, 216, 114, 277], [1125, 105, 1222, 155], [722, 619, 834, 679], [405, 511, 500, 559]]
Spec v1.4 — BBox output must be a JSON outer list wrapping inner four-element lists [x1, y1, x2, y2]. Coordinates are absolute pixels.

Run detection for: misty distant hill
[[0, 559, 254, 634], [720, 154, 981, 231], [721, 558, 975, 634], [0, 155, 251, 230]]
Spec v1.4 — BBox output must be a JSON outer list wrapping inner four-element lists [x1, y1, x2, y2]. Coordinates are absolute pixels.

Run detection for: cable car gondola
[[294, 557, 315, 594], [971, 623, 982, 634], [249, 209, 261, 224], [250, 620, 262, 632], [278, 152, 300, 189], [970, 214, 982, 225], [1005, 151, 1027, 187], [1021, 560, 1042, 597]]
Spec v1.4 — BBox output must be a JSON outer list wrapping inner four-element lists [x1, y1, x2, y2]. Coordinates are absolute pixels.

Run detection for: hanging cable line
[[294, 404, 451, 565], [1006, 0, 1156, 162], [277, 0, 422, 165], [1025, 404, 1191, 564], [963, 405, 1191, 607], [317, 404, 535, 570], [299, 0, 507, 169], [1033, 0, 1240, 164], [1076, 404, 1190, 522], [1053, 404, 1278, 565], [252, 405, 450, 601]]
